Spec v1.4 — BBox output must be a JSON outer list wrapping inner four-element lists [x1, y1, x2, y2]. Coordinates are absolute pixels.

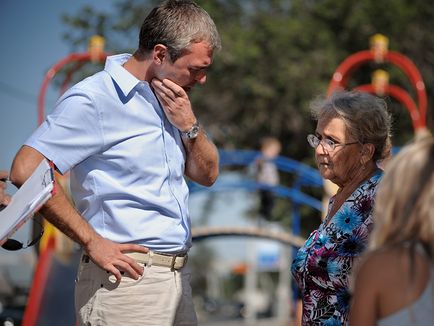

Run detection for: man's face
[[156, 41, 213, 92]]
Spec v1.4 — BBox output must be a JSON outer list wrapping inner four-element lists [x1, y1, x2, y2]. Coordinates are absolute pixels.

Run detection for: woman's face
[[314, 116, 362, 186]]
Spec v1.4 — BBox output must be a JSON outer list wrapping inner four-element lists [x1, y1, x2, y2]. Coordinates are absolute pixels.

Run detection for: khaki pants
[[75, 256, 197, 326]]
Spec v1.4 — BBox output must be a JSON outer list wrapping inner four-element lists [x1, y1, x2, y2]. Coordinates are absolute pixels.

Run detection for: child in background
[[255, 137, 281, 221]]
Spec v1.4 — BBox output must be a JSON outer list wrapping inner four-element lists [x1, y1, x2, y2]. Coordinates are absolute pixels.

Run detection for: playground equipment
[[188, 149, 323, 325], [328, 33, 428, 135], [189, 149, 323, 241]]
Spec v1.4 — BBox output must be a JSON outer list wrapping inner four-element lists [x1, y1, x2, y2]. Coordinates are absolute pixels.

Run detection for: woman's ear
[[361, 143, 375, 162]]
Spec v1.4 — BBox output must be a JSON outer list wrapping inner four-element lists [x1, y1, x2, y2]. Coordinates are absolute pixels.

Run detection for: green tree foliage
[[62, 0, 433, 158]]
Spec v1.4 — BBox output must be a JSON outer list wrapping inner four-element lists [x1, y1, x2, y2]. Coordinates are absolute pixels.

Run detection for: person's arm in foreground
[[152, 78, 219, 186], [0, 170, 11, 206], [10, 146, 148, 281], [349, 255, 379, 326]]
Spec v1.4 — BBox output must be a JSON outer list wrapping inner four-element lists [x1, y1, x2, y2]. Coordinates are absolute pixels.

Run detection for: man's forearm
[[183, 129, 219, 186], [39, 185, 97, 247], [10, 145, 98, 248]]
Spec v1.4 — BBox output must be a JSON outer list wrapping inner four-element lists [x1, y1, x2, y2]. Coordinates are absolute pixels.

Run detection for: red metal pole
[[327, 49, 427, 132], [386, 51, 427, 127], [21, 236, 56, 326], [355, 84, 423, 130]]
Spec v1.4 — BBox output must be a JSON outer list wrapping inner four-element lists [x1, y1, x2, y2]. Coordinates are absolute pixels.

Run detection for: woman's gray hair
[[138, 0, 221, 61], [310, 90, 392, 162]]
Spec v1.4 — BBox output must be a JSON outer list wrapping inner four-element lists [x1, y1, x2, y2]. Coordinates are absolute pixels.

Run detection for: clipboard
[[0, 159, 56, 246]]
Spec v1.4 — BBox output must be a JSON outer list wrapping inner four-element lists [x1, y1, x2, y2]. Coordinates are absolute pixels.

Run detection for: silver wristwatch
[[181, 121, 200, 139]]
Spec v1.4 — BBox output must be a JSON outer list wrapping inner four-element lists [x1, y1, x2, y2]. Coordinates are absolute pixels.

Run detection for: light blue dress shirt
[[26, 54, 191, 253]]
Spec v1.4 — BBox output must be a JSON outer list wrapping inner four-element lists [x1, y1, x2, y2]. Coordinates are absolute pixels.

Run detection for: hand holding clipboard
[[0, 159, 56, 250], [0, 170, 11, 207]]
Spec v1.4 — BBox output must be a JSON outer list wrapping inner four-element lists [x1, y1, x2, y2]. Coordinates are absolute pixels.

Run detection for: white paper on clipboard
[[0, 159, 55, 246]]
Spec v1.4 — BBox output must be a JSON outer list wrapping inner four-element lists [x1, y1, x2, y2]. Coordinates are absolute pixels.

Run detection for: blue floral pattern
[[291, 170, 382, 325]]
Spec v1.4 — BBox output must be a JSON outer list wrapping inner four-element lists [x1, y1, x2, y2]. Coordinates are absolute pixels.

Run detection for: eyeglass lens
[[307, 134, 340, 151]]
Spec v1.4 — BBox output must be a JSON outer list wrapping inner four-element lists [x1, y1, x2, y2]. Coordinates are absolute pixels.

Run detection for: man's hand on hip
[[85, 236, 149, 282]]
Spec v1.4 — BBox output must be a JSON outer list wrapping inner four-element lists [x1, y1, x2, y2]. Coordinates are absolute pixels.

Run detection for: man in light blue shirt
[[10, 1, 220, 324]]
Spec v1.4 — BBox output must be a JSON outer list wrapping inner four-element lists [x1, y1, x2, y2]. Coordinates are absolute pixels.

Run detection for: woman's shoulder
[[355, 245, 432, 318], [353, 247, 412, 290], [357, 246, 422, 274], [355, 248, 397, 277]]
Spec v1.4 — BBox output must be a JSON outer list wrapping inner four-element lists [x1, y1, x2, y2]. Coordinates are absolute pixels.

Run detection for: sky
[[0, 1, 282, 287], [0, 0, 117, 172]]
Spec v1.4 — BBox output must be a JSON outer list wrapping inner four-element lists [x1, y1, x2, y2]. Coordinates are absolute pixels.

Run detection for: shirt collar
[[104, 53, 146, 97]]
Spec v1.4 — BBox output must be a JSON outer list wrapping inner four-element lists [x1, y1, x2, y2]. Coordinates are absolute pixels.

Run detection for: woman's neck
[[338, 161, 377, 195], [327, 162, 378, 222]]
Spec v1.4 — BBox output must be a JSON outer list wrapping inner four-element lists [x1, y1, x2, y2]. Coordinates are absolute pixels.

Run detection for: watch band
[[181, 121, 200, 139]]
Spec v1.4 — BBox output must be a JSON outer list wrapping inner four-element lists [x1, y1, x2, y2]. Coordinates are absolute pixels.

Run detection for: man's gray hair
[[138, 0, 221, 61]]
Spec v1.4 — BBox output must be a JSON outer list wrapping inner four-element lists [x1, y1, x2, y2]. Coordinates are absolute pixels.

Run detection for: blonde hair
[[370, 134, 434, 259]]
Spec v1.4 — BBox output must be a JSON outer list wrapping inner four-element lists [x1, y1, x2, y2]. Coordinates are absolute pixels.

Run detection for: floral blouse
[[291, 169, 382, 325]]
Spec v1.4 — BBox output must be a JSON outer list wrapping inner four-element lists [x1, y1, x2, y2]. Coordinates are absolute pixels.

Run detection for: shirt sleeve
[[25, 87, 104, 174]]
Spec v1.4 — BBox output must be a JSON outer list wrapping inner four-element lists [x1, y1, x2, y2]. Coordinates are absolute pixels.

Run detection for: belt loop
[[148, 251, 154, 266], [170, 254, 178, 271]]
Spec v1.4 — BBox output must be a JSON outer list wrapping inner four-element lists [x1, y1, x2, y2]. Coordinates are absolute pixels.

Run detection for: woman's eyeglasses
[[307, 134, 359, 152]]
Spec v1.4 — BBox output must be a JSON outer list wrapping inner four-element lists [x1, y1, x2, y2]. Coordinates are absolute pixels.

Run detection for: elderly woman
[[291, 90, 392, 325]]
